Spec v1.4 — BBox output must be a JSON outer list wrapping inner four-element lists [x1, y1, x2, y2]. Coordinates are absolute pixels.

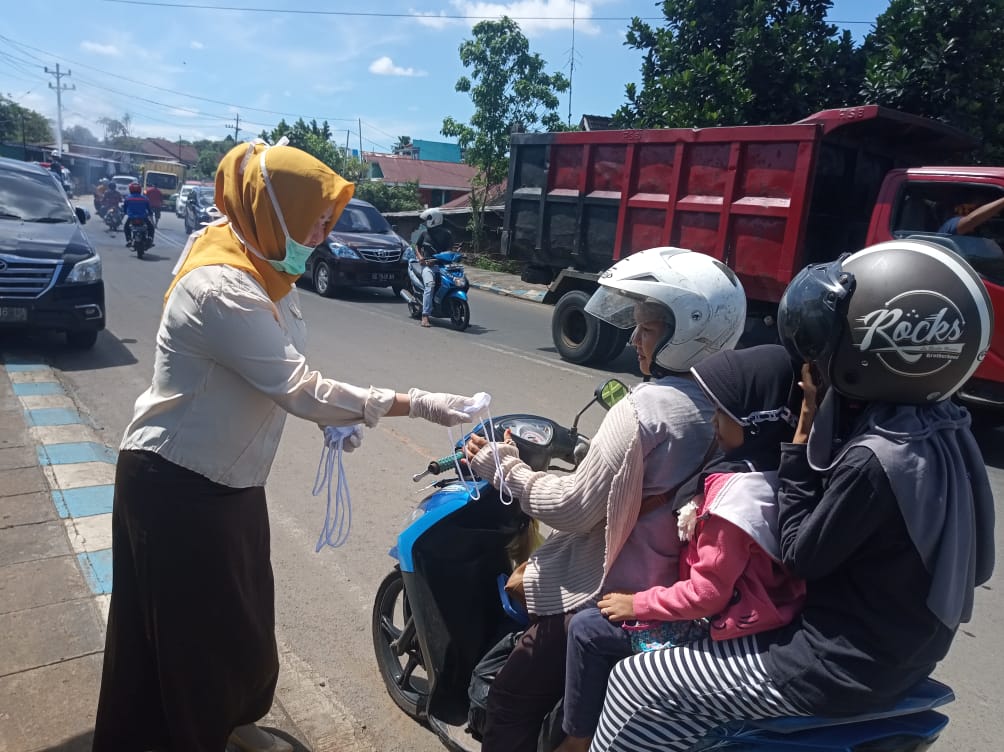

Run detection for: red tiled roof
[[140, 139, 198, 165], [438, 180, 507, 209], [364, 153, 477, 190]]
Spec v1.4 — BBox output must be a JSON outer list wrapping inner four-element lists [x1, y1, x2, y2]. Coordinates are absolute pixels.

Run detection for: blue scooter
[[401, 249, 471, 331], [371, 380, 955, 752]]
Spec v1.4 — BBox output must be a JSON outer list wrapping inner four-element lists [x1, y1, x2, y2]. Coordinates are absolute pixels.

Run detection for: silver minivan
[[174, 183, 198, 217]]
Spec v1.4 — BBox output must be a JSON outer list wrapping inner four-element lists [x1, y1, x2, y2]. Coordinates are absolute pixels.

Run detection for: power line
[[98, 0, 877, 24], [100, 1, 666, 20], [0, 35, 358, 123]]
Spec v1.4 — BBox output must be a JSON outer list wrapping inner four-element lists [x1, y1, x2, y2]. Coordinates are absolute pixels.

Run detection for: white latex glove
[[408, 388, 480, 427], [322, 424, 363, 452]]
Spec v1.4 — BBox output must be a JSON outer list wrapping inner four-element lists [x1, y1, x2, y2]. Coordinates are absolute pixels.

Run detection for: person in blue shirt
[[938, 195, 1004, 235], [122, 182, 156, 246]]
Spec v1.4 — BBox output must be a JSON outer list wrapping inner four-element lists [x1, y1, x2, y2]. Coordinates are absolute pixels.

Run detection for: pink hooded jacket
[[632, 471, 806, 640]]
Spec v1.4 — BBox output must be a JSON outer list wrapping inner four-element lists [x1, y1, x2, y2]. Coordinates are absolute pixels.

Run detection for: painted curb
[[1, 359, 115, 617]]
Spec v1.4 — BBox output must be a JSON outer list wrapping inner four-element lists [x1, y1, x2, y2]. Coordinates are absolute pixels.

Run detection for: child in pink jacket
[[555, 345, 807, 752]]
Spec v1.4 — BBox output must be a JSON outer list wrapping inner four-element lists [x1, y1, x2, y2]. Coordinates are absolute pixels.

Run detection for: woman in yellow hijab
[[93, 141, 480, 752]]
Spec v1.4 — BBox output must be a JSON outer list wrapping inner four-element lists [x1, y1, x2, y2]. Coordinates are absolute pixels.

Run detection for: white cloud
[[80, 41, 121, 56], [415, 0, 600, 35], [369, 56, 426, 77], [190, 40, 204, 49], [414, 11, 458, 30]]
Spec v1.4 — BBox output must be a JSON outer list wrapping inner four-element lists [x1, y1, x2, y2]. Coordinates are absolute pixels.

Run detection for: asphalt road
[[7, 208, 1004, 751]]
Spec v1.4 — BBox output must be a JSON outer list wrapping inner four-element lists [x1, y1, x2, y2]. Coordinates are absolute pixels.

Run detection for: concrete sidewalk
[[464, 267, 548, 304], [0, 272, 544, 752]]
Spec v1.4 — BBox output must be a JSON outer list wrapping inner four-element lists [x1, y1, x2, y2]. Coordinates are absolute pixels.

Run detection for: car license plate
[[372, 273, 396, 282], [0, 306, 28, 322]]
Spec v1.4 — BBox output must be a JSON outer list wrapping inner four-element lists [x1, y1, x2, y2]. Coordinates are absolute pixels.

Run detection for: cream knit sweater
[[470, 396, 647, 616]]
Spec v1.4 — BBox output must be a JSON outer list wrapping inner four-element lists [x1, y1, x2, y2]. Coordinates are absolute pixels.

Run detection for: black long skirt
[[92, 450, 279, 752]]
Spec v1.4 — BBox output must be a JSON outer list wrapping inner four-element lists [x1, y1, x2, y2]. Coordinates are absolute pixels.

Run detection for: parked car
[[304, 198, 410, 297], [0, 157, 105, 349], [110, 174, 139, 194], [174, 182, 199, 218], [183, 186, 221, 234]]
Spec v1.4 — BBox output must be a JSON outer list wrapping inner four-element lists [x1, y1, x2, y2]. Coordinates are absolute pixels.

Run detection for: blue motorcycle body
[[405, 250, 471, 330], [372, 414, 954, 752]]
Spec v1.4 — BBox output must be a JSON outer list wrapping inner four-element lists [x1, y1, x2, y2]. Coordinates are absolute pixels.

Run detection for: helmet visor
[[584, 286, 639, 329], [777, 259, 855, 363]]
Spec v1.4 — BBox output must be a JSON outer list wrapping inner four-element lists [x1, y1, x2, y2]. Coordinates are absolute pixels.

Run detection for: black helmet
[[778, 239, 993, 404]]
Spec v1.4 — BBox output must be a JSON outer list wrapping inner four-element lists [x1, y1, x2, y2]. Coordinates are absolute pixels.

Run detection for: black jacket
[[758, 443, 956, 715]]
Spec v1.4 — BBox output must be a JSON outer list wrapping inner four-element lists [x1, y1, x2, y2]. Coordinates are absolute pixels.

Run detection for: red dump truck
[[501, 105, 1004, 408]]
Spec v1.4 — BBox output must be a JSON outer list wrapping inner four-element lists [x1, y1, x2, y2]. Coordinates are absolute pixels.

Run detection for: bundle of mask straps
[[447, 406, 514, 505], [312, 425, 356, 550], [313, 406, 514, 551]]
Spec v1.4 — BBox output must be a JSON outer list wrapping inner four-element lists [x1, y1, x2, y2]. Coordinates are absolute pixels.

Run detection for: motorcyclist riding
[[410, 207, 454, 328], [101, 182, 122, 214], [122, 182, 155, 246], [94, 178, 109, 216]]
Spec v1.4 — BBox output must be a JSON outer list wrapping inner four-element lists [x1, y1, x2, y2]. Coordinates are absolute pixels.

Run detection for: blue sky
[[1, 0, 882, 152]]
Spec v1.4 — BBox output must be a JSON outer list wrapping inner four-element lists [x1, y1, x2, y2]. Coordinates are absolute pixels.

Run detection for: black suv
[[183, 186, 221, 234], [0, 158, 105, 348], [305, 198, 409, 296]]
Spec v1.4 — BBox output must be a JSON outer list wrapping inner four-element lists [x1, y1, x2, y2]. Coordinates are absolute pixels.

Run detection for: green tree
[[353, 180, 423, 213], [63, 124, 99, 146], [393, 135, 413, 154], [0, 95, 52, 144], [442, 16, 569, 250], [861, 0, 1004, 163], [615, 0, 865, 128], [260, 118, 341, 170]]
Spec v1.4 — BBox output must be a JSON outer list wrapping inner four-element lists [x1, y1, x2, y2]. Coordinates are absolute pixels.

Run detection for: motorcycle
[[125, 217, 153, 259], [103, 205, 123, 231], [371, 381, 956, 752], [400, 248, 471, 331]]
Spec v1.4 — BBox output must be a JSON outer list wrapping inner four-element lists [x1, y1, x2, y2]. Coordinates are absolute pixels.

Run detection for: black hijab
[[673, 345, 800, 508]]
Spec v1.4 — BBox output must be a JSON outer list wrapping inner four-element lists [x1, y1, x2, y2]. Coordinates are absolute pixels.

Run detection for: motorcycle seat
[[749, 678, 954, 733]]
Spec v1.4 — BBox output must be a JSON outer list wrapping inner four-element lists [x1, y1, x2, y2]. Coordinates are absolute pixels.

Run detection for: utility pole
[[45, 63, 74, 157], [358, 118, 363, 162], [226, 112, 241, 142]]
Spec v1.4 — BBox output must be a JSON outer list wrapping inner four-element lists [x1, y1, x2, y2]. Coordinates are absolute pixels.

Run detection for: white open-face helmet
[[585, 247, 747, 373], [420, 207, 444, 228]]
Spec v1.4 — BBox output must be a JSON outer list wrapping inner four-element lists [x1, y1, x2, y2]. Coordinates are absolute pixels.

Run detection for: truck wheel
[[596, 324, 631, 363], [552, 290, 618, 365]]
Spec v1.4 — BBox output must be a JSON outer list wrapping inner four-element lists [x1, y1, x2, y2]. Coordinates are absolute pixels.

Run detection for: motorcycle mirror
[[570, 379, 629, 437], [596, 379, 629, 411], [75, 207, 88, 225]]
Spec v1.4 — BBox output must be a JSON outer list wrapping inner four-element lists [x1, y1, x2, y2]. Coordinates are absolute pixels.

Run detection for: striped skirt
[[590, 636, 805, 751]]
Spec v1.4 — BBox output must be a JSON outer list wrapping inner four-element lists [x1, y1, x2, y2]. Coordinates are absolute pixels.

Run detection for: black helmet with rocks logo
[[778, 239, 993, 404]]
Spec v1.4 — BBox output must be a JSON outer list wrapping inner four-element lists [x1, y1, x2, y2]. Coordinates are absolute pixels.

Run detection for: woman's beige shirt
[[121, 264, 395, 487]]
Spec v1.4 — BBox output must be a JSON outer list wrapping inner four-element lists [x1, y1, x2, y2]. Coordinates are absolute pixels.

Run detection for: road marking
[[52, 484, 114, 519], [77, 549, 113, 595], [44, 461, 117, 490], [37, 442, 116, 466], [30, 424, 102, 445], [19, 394, 77, 410], [23, 407, 85, 426], [64, 513, 113, 552]]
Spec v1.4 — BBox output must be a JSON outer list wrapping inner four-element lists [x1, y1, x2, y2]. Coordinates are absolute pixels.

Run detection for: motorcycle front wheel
[[448, 298, 470, 331], [372, 568, 430, 719]]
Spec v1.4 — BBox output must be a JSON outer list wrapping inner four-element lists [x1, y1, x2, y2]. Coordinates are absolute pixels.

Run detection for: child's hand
[[598, 592, 636, 622]]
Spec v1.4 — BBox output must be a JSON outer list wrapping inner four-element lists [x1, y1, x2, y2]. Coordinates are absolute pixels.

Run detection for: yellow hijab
[[165, 141, 354, 303]]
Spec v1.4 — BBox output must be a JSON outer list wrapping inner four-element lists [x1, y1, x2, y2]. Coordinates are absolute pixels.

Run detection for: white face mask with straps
[[446, 392, 514, 504]]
